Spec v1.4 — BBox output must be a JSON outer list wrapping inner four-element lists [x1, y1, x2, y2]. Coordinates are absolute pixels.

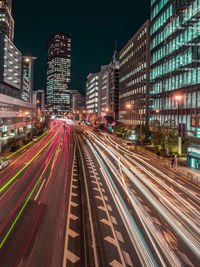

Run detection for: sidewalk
[[111, 134, 200, 186], [136, 147, 200, 185]]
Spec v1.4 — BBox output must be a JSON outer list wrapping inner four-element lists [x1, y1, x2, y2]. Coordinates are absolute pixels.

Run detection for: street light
[[126, 103, 142, 150]]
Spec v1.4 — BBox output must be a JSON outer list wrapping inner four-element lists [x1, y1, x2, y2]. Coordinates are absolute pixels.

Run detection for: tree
[[151, 120, 163, 146], [162, 120, 177, 154]]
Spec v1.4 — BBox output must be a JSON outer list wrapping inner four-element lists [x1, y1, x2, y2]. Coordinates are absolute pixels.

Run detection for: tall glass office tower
[[0, 0, 14, 41], [151, 0, 200, 136], [46, 33, 71, 113]]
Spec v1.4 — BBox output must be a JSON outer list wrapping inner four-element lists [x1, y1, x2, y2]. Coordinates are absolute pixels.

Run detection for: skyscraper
[[0, 0, 14, 42], [46, 33, 72, 113]]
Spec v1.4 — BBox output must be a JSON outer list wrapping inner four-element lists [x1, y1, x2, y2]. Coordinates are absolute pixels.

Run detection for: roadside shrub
[[10, 144, 20, 152]]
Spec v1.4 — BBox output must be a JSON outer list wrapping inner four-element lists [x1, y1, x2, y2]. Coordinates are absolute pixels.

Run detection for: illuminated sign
[[197, 128, 200, 138]]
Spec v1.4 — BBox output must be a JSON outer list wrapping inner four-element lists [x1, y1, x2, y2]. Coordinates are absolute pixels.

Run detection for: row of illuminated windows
[[120, 40, 147, 67], [151, 0, 169, 20], [151, 4, 172, 35], [125, 74, 146, 88], [151, 114, 196, 132], [153, 91, 200, 111], [119, 86, 146, 99], [120, 28, 147, 60], [151, 24, 200, 65], [151, 68, 200, 94], [151, 0, 200, 49], [87, 82, 98, 90], [151, 0, 156, 6], [91, 75, 99, 83], [120, 63, 146, 83], [151, 47, 193, 79], [88, 92, 98, 99]]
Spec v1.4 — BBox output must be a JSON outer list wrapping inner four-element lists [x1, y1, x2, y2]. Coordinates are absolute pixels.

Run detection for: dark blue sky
[[13, 0, 149, 95]]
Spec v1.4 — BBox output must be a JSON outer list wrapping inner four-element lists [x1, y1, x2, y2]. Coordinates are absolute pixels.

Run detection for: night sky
[[13, 0, 149, 95]]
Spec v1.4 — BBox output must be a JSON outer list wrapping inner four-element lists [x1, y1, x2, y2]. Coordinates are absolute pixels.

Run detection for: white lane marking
[[100, 218, 111, 226], [34, 179, 46, 201], [93, 187, 100, 192], [115, 231, 124, 243], [63, 149, 76, 267], [104, 235, 117, 246], [71, 192, 78, 197], [104, 195, 108, 201], [111, 216, 118, 225], [95, 195, 103, 200], [68, 229, 79, 238], [66, 250, 80, 263], [122, 250, 133, 267], [98, 205, 106, 211], [69, 214, 79, 221], [71, 202, 79, 207], [109, 260, 123, 267], [107, 204, 113, 212]]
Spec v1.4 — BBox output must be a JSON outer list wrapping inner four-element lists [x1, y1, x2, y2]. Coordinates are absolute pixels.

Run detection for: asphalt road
[[0, 120, 75, 267], [75, 126, 200, 266], [0, 120, 200, 267]]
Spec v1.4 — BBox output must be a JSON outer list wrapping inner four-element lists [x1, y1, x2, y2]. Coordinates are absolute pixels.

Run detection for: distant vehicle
[[123, 141, 134, 150], [0, 158, 10, 170], [33, 136, 39, 142], [93, 126, 99, 132]]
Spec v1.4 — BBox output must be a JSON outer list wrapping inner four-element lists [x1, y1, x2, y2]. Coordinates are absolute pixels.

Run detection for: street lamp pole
[[126, 103, 142, 151]]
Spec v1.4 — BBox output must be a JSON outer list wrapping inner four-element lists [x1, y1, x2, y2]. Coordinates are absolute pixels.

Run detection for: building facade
[[0, 32, 22, 99], [21, 56, 36, 103], [0, 93, 35, 151], [109, 50, 119, 122], [150, 0, 200, 137], [46, 33, 72, 113], [99, 65, 110, 118], [86, 73, 100, 121], [70, 90, 85, 113], [119, 20, 151, 128], [0, 0, 14, 42]]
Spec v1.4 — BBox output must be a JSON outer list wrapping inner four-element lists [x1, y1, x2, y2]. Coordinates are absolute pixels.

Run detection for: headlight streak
[[89, 138, 181, 266], [85, 137, 158, 267], [125, 155, 200, 230], [85, 131, 200, 261], [104, 132, 200, 203]]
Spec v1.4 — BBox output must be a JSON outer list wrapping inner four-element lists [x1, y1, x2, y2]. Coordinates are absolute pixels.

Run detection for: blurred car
[[32, 136, 39, 142], [0, 157, 10, 171], [93, 126, 99, 132], [123, 141, 134, 150]]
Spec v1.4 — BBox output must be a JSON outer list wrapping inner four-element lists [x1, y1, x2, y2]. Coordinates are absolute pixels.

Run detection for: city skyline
[[12, 0, 149, 94]]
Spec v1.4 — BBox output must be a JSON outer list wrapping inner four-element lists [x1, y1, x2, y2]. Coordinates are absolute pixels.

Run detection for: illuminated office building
[[46, 33, 71, 113], [0, 0, 14, 42], [119, 20, 151, 127], [0, 32, 22, 98], [150, 0, 200, 136], [22, 56, 36, 103], [86, 73, 100, 121], [99, 65, 110, 118]]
